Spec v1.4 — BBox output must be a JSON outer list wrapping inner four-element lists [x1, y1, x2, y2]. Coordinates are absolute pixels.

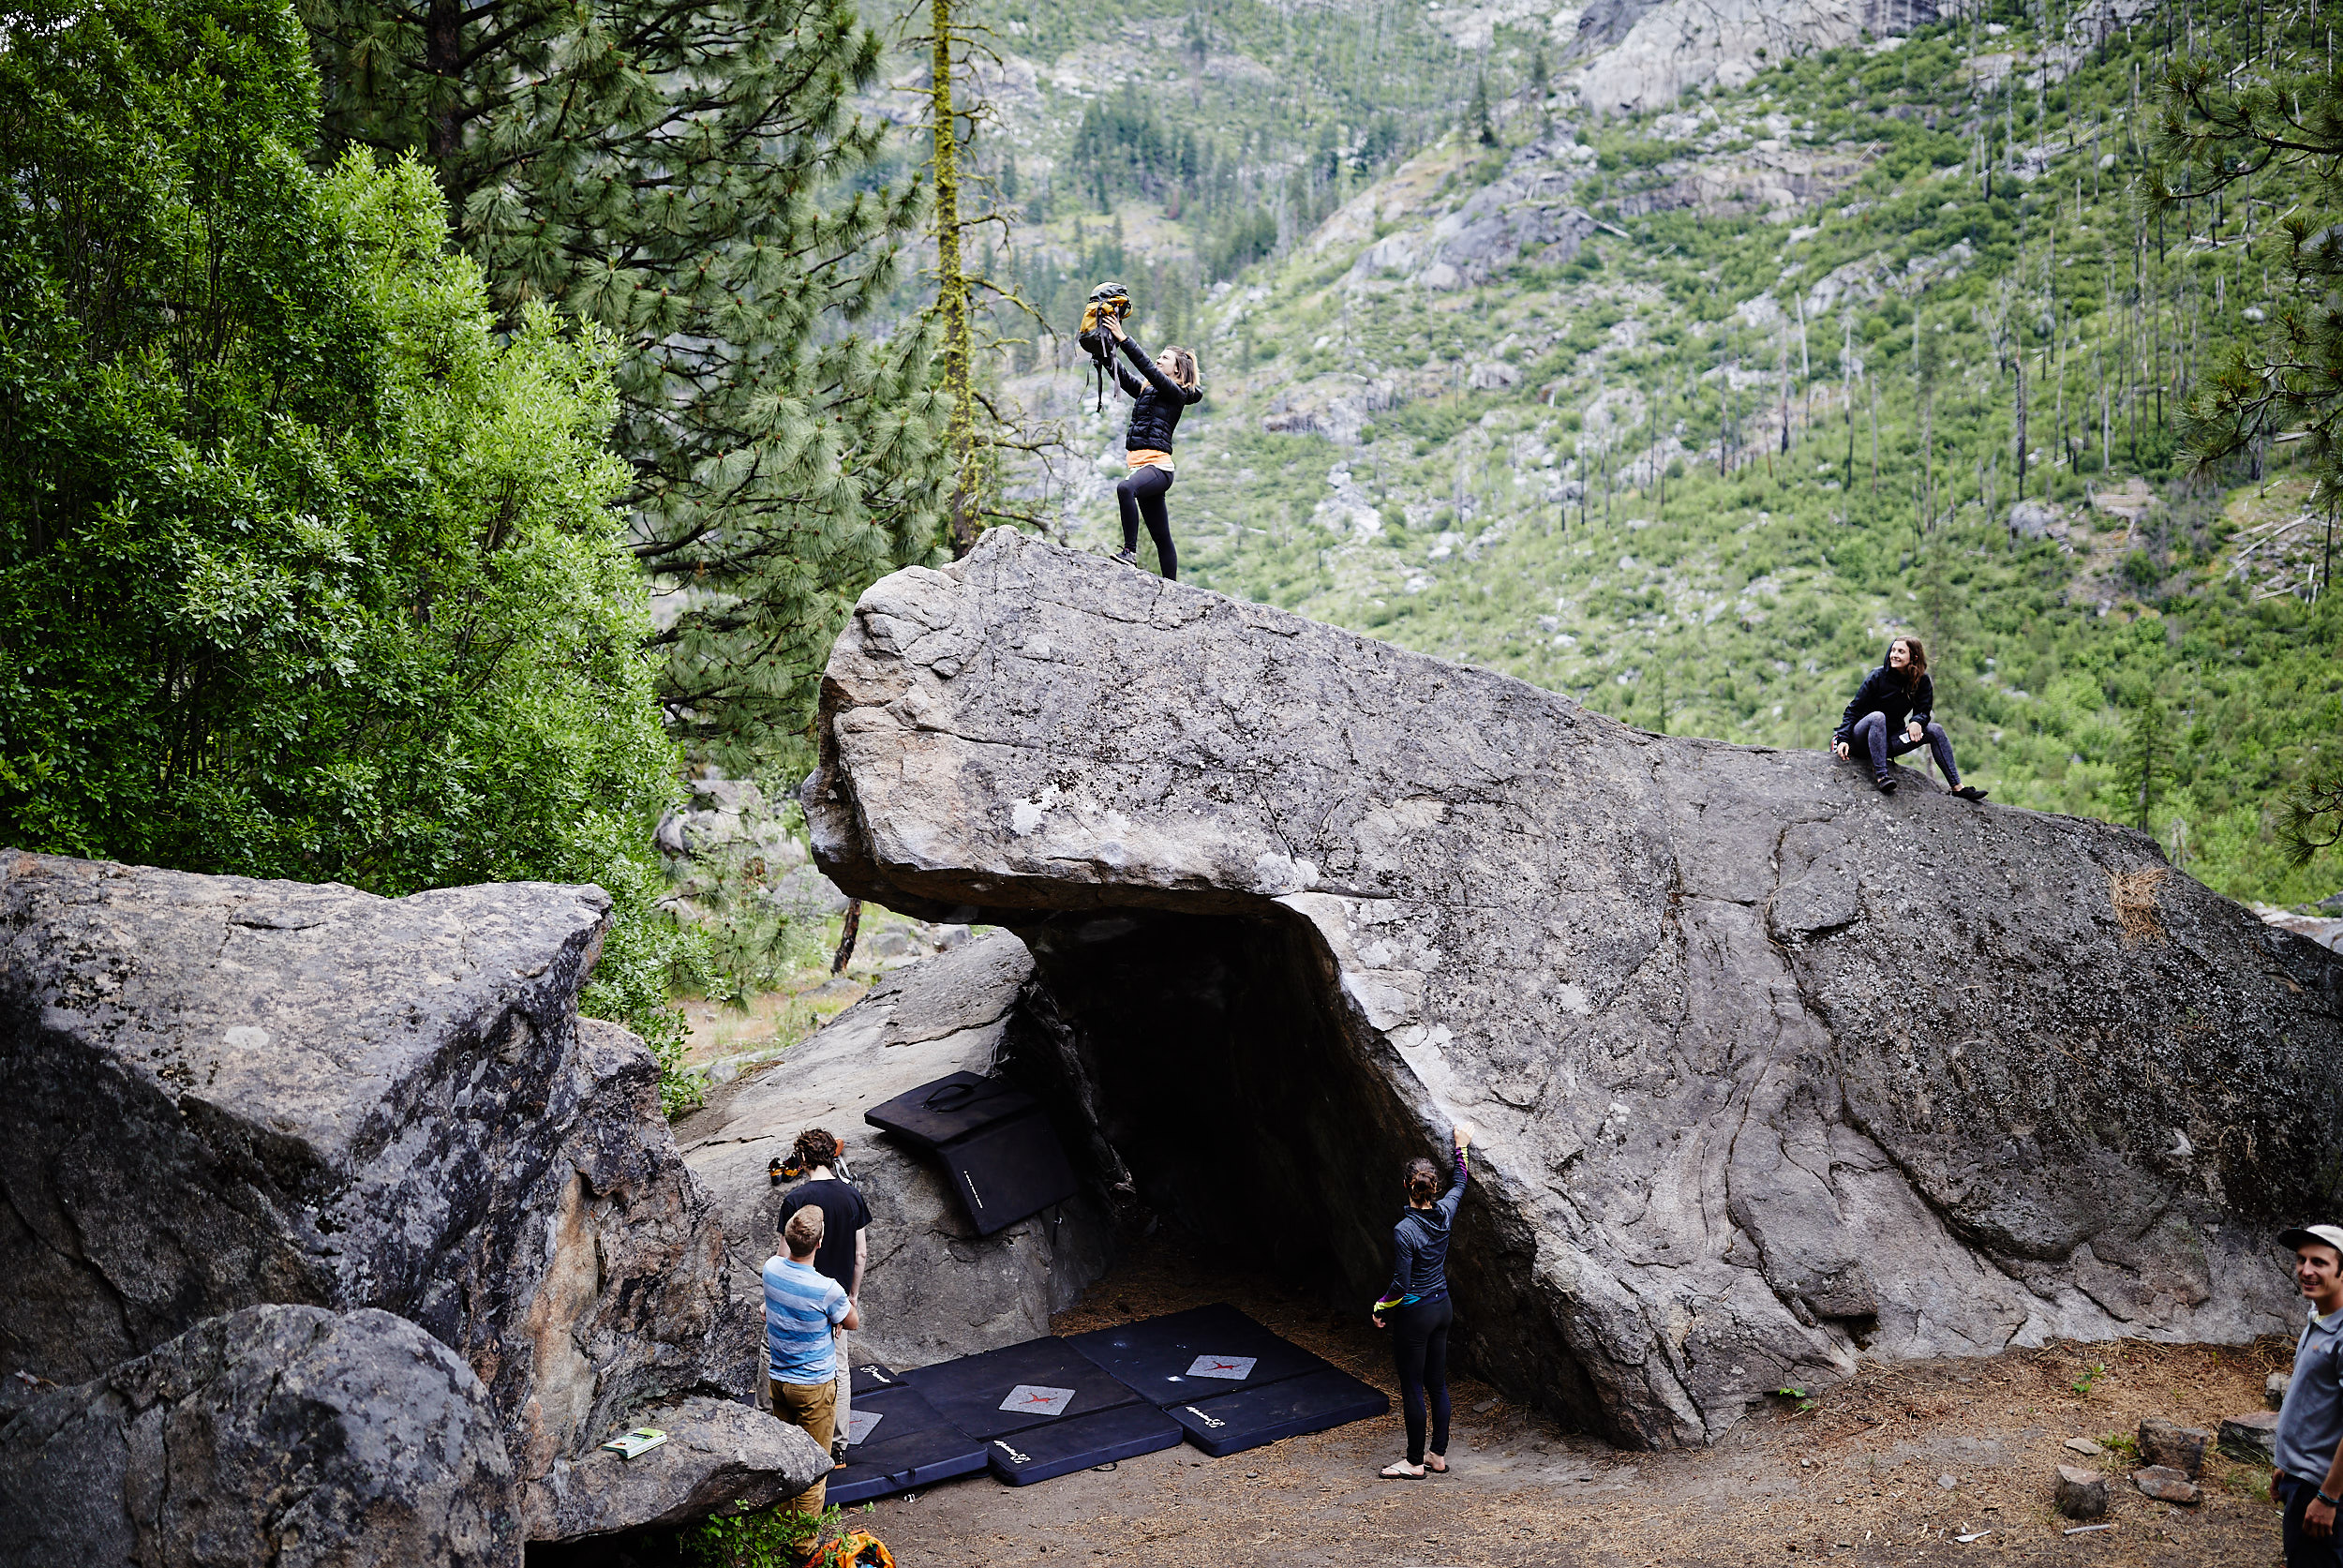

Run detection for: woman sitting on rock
[[1372, 1123, 1471, 1480], [1101, 313, 1201, 581], [1832, 635, 1987, 800]]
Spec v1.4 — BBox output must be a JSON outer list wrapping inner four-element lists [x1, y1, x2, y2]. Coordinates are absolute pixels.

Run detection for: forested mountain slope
[[974, 0, 2340, 908]]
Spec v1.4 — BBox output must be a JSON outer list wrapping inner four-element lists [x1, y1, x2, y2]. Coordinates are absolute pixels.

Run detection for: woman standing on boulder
[[1832, 636, 1988, 799], [1372, 1123, 1471, 1480], [1101, 313, 1201, 581]]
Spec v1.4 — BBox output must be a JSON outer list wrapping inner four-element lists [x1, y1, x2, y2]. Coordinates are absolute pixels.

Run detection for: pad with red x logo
[[1184, 1354, 1258, 1381], [998, 1384, 1075, 1417]]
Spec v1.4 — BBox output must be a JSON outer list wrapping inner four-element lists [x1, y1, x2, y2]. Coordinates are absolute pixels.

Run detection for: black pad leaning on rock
[[1167, 1366, 1392, 1458], [850, 1361, 905, 1397], [863, 1072, 1080, 1236], [936, 1107, 1081, 1236], [899, 1337, 1138, 1441], [1067, 1304, 1330, 1406], [863, 1071, 1035, 1148], [985, 1402, 1185, 1486], [827, 1384, 990, 1506]]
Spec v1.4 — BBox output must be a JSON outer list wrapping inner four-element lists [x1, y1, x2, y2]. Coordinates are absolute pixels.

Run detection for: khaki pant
[[832, 1326, 851, 1448], [771, 1377, 838, 1514]]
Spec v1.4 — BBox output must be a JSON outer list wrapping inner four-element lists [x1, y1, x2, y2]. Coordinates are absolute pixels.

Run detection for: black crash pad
[[828, 1384, 991, 1505], [864, 1070, 1036, 1149], [1167, 1366, 1392, 1458], [938, 1107, 1080, 1236], [985, 1402, 1185, 1486], [1067, 1304, 1330, 1406], [899, 1336, 1138, 1441], [850, 1361, 905, 1397], [864, 1073, 1080, 1236]]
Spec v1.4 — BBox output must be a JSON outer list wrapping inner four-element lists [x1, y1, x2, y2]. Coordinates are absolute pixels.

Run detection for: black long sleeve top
[[1112, 331, 1201, 452], [1835, 665, 1935, 745], [1375, 1145, 1470, 1310]]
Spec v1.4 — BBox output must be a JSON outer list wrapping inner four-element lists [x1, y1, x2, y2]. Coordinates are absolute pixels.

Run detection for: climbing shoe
[[1952, 784, 1988, 801], [1872, 771, 1898, 795], [1110, 549, 1142, 569]]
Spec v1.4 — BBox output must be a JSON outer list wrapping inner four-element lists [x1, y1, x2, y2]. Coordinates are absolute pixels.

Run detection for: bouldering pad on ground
[[851, 1362, 905, 1397], [1068, 1303, 1329, 1406], [899, 1337, 1137, 1440], [1168, 1366, 1392, 1458], [828, 1384, 991, 1505], [984, 1403, 1185, 1486]]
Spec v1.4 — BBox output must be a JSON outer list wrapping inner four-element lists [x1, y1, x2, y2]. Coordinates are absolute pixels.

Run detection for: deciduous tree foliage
[[298, 0, 949, 770], [0, 0, 691, 1051]]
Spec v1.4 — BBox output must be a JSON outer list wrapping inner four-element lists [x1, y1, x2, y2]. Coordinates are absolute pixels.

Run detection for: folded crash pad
[[1068, 1303, 1329, 1406], [1167, 1366, 1392, 1458], [864, 1070, 1036, 1149], [985, 1402, 1185, 1486], [828, 1384, 991, 1505], [899, 1336, 1138, 1441], [864, 1073, 1080, 1236]]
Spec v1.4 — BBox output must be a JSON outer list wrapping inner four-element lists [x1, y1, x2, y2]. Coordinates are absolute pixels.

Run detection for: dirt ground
[[857, 1237, 2297, 1568]]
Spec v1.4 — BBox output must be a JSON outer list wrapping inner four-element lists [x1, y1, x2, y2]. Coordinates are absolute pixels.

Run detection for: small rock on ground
[[2054, 1464, 2111, 1520], [2218, 1410, 2281, 1466], [2139, 1416, 2210, 1478], [2134, 1465, 2204, 1505], [2062, 1437, 2104, 1456]]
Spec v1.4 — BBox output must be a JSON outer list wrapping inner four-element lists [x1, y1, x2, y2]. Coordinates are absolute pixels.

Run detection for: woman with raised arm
[[1101, 313, 1201, 580], [1833, 635, 1988, 800], [1372, 1123, 1472, 1480]]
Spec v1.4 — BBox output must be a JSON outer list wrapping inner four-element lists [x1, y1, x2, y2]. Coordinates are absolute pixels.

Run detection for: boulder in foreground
[[0, 852, 800, 1538], [0, 1305, 515, 1568]]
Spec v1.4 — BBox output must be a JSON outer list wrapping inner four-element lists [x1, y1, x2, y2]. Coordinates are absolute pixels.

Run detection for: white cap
[[2279, 1225, 2343, 1258]]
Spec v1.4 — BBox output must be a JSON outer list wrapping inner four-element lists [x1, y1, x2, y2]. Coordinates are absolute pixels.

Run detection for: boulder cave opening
[[996, 903, 1603, 1431]]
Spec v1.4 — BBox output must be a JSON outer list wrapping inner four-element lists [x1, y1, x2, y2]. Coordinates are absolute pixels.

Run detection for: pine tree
[[2113, 698, 2166, 831], [1469, 70, 1497, 148], [300, 0, 948, 772], [2153, 40, 2343, 860]]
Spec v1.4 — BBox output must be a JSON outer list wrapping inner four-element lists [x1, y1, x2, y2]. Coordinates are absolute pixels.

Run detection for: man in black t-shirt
[[777, 1127, 869, 1458]]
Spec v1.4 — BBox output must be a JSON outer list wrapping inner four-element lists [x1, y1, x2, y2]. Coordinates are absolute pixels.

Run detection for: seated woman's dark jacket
[[1834, 665, 1935, 744], [1113, 331, 1202, 451]]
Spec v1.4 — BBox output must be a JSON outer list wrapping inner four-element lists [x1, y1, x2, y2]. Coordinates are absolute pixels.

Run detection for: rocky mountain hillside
[[964, 0, 2340, 911]]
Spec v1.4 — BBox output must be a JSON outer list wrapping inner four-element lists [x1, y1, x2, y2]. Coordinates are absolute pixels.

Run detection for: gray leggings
[[1852, 710, 1959, 784]]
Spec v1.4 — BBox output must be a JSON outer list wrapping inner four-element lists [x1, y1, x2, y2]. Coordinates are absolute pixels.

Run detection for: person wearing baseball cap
[[2274, 1223, 2343, 1564]]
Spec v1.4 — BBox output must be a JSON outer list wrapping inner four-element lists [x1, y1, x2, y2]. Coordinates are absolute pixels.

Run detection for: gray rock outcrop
[[801, 529, 2343, 1449], [0, 1305, 515, 1568], [677, 933, 1114, 1370], [0, 853, 802, 1538]]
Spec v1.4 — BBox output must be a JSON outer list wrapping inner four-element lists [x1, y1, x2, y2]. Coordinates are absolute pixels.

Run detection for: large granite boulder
[[0, 1305, 515, 1567], [677, 933, 1114, 1370], [802, 529, 2343, 1449], [0, 853, 798, 1537]]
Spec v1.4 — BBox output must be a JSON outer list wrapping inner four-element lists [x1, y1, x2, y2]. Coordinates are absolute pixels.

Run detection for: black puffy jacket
[[1835, 665, 1935, 745], [1112, 331, 1201, 452]]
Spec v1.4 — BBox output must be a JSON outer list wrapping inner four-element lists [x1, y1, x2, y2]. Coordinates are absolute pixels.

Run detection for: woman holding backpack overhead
[[1099, 311, 1201, 581], [1372, 1123, 1471, 1480]]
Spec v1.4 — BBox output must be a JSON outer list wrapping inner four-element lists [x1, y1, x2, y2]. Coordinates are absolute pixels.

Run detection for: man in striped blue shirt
[[766, 1204, 859, 1512]]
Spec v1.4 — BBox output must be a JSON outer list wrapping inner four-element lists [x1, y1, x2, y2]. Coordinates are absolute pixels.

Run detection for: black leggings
[[1115, 465, 1177, 580], [1390, 1296, 1452, 1465]]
